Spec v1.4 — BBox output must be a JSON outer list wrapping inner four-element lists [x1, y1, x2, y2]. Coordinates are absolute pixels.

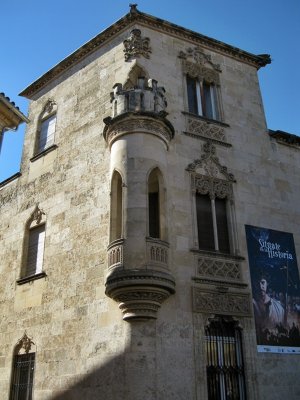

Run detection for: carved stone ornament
[[43, 99, 56, 114], [186, 116, 226, 143], [105, 268, 175, 321], [192, 287, 251, 316], [179, 46, 221, 72], [187, 141, 235, 199], [103, 114, 174, 149], [198, 257, 241, 281], [123, 29, 152, 61], [28, 204, 45, 226], [14, 332, 35, 354], [182, 60, 220, 84]]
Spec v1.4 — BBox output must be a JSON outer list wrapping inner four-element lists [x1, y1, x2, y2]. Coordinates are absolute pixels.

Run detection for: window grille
[[10, 353, 35, 400], [205, 318, 246, 400]]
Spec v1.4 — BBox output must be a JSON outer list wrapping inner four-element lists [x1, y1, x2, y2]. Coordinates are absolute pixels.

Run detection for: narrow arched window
[[110, 171, 123, 242], [148, 168, 166, 239]]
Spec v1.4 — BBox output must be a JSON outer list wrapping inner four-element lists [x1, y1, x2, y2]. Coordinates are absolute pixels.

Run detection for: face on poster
[[245, 225, 300, 354]]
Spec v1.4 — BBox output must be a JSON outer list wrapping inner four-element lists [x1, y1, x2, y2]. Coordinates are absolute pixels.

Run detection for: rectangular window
[[39, 114, 56, 152], [196, 194, 230, 253], [187, 76, 219, 120], [26, 225, 45, 276], [10, 353, 35, 400]]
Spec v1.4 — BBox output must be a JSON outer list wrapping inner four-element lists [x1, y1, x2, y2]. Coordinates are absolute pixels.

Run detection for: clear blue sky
[[1, 0, 299, 181]]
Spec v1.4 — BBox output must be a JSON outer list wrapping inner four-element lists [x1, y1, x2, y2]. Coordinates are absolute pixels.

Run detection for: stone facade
[[0, 5, 299, 400]]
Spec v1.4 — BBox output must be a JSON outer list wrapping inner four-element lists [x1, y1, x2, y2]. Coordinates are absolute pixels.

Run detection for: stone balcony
[[105, 238, 175, 321]]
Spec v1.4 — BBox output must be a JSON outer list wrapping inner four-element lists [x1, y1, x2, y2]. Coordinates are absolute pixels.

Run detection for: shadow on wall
[[49, 352, 127, 399], [48, 321, 161, 400]]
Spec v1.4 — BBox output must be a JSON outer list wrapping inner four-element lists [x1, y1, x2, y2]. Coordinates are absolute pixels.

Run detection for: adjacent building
[[0, 92, 28, 154], [1, 5, 299, 400]]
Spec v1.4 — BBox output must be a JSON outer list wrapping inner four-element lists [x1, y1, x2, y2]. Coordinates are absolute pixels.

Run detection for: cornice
[[20, 7, 271, 99]]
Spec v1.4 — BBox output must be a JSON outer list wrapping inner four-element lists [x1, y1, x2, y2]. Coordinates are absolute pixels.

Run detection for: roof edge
[[20, 6, 271, 99]]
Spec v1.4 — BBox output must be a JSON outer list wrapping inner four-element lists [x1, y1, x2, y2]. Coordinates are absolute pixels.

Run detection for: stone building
[[1, 5, 300, 400]]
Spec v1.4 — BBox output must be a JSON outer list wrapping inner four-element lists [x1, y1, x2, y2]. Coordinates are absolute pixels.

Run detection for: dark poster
[[245, 225, 300, 354]]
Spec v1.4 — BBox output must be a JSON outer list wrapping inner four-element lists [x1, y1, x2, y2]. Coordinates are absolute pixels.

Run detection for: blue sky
[[1, 0, 299, 181]]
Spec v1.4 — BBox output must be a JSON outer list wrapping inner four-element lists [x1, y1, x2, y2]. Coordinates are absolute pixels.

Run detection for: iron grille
[[205, 319, 246, 400]]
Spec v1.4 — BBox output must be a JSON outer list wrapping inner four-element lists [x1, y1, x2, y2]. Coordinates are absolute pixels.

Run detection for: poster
[[245, 225, 300, 354]]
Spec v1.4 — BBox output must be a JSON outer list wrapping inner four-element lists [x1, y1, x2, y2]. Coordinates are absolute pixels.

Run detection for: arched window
[[205, 317, 246, 400], [110, 171, 123, 242], [10, 332, 36, 400], [148, 168, 165, 240]]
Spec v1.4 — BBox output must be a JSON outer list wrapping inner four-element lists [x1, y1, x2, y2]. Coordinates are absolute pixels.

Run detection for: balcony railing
[[146, 237, 169, 270], [107, 238, 124, 269]]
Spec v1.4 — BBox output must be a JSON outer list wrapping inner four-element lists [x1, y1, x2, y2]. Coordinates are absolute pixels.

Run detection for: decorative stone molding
[[105, 268, 175, 320], [146, 237, 169, 270], [188, 141, 235, 180], [187, 141, 235, 199], [192, 287, 251, 316], [14, 332, 35, 355], [193, 174, 233, 200], [42, 99, 56, 114], [107, 239, 124, 270], [181, 60, 220, 84], [269, 129, 300, 148], [197, 257, 241, 281], [185, 115, 227, 143], [179, 46, 221, 72], [123, 29, 151, 61], [103, 113, 174, 149]]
